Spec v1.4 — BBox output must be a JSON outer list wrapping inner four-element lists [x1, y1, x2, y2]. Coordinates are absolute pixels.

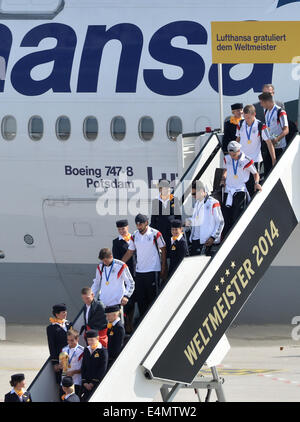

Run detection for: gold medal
[[106, 281, 109, 286], [234, 175, 238, 179], [247, 139, 252, 144]]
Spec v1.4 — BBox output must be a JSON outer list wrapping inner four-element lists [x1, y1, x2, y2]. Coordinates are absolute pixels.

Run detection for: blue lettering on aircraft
[[0, 21, 274, 96], [11, 23, 77, 96], [277, 0, 300, 7], [77, 23, 143, 93], [144, 21, 207, 96], [0, 24, 12, 92], [209, 63, 273, 95]]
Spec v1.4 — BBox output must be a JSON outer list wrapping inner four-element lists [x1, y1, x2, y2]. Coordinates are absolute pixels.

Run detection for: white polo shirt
[[128, 227, 165, 273], [236, 118, 270, 163], [265, 104, 288, 149]]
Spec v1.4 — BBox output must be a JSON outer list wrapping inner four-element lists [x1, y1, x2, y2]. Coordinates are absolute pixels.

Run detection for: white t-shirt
[[128, 227, 165, 273], [265, 104, 288, 149], [236, 118, 270, 163], [61, 344, 84, 386]]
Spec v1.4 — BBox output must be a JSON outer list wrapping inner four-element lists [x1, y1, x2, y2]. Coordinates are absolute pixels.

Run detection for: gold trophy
[[59, 351, 69, 376]]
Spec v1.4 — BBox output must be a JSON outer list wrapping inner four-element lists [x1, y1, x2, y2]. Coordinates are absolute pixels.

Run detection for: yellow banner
[[211, 21, 300, 63]]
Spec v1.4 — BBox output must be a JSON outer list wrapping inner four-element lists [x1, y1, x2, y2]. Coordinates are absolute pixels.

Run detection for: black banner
[[150, 180, 298, 384]]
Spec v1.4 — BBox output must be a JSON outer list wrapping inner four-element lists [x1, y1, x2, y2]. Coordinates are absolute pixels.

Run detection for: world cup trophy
[[59, 351, 69, 376]]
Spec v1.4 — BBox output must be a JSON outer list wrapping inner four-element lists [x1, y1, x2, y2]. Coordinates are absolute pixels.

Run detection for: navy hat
[[62, 376, 74, 388], [10, 373, 25, 384], [231, 103, 243, 111], [171, 219, 183, 229], [135, 214, 148, 224], [105, 305, 121, 313], [116, 219, 128, 228], [86, 329, 98, 338], [52, 303, 67, 314]]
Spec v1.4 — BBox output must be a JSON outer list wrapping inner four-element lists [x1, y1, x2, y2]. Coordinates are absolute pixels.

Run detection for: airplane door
[[42, 198, 128, 309]]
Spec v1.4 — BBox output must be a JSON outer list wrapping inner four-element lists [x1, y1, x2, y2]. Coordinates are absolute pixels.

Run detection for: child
[[61, 376, 80, 402], [168, 219, 189, 277], [105, 305, 125, 370], [80, 330, 108, 402]]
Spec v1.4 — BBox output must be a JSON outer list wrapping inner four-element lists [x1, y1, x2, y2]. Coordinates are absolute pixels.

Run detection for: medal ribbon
[[266, 105, 276, 128], [232, 157, 239, 177], [245, 121, 254, 141], [67, 346, 78, 366], [104, 260, 114, 283]]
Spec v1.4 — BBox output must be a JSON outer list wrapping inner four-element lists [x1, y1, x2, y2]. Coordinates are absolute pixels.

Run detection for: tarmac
[[0, 323, 299, 402]]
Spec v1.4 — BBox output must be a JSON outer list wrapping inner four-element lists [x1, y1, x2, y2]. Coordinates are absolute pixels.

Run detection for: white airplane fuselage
[[0, 0, 299, 323]]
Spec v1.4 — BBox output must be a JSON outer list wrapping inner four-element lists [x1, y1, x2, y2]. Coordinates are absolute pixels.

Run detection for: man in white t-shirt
[[122, 214, 167, 322], [236, 104, 276, 195], [258, 91, 289, 161], [61, 329, 84, 397]]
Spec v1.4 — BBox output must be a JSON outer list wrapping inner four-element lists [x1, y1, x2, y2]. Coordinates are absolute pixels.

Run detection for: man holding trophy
[[60, 329, 84, 396]]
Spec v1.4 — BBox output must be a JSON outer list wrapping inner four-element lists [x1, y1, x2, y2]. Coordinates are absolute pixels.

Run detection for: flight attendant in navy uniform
[[46, 303, 72, 386], [168, 219, 189, 277], [80, 329, 108, 402], [222, 103, 243, 153], [105, 305, 125, 370], [112, 219, 136, 334], [150, 179, 182, 257], [4, 373, 32, 402]]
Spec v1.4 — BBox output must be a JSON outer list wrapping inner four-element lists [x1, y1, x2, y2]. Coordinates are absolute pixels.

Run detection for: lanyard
[[232, 157, 239, 176], [67, 346, 78, 366], [245, 121, 254, 141], [104, 260, 114, 282], [266, 106, 276, 128]]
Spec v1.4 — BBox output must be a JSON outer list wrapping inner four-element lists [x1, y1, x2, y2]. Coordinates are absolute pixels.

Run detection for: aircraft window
[[139, 116, 154, 141], [167, 116, 182, 141], [111, 116, 126, 141], [56, 116, 71, 141], [1, 115, 16, 140], [28, 116, 43, 141], [83, 116, 98, 141]]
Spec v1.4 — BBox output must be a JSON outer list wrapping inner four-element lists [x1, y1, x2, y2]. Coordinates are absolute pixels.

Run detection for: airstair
[[29, 132, 300, 402]]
